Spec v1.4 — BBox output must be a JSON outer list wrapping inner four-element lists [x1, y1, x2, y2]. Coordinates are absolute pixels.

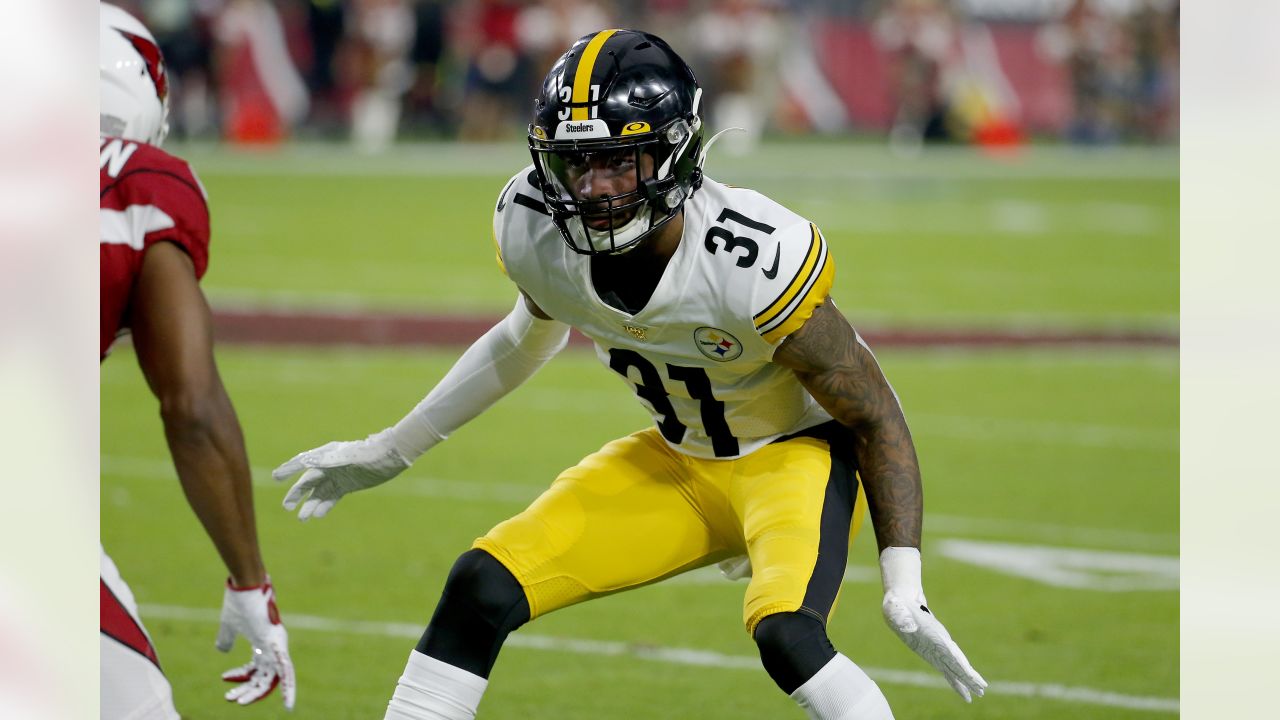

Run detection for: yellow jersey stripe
[[754, 224, 822, 329], [571, 29, 619, 121], [761, 230, 835, 344]]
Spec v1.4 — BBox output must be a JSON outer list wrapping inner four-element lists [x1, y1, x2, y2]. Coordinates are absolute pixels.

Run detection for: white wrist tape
[[388, 295, 569, 460], [879, 546, 924, 600]]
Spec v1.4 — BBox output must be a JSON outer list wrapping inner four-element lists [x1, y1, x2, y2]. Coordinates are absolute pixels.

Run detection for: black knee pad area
[[441, 549, 530, 633], [416, 549, 530, 678], [753, 612, 837, 695]]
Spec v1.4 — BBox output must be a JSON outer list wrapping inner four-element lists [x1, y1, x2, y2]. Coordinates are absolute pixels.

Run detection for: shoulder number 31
[[703, 208, 776, 268]]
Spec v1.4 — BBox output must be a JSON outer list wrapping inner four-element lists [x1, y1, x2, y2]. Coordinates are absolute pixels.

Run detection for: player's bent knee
[[417, 550, 530, 678], [441, 548, 530, 634], [753, 612, 837, 695]]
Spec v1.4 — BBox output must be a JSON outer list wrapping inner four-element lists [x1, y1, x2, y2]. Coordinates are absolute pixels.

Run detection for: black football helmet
[[528, 29, 705, 255]]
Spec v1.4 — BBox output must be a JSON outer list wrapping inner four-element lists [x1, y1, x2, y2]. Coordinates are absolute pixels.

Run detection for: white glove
[[216, 579, 296, 710], [272, 429, 410, 520], [880, 547, 987, 702]]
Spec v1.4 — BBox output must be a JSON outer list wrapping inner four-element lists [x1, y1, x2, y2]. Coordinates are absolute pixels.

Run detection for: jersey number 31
[[608, 348, 739, 458]]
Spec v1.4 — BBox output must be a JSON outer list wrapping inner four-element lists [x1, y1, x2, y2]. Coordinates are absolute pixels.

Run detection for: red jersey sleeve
[[100, 138, 212, 358], [100, 139, 211, 278]]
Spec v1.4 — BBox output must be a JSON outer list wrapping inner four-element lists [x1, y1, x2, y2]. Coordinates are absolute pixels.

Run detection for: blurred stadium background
[[101, 1, 1178, 718], [115, 0, 1177, 150]]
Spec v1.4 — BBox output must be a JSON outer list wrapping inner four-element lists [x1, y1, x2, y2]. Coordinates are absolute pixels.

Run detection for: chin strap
[[698, 126, 746, 169], [583, 202, 652, 253]]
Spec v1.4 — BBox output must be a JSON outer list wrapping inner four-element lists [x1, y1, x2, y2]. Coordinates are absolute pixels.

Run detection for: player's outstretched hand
[[879, 547, 988, 702], [216, 580, 296, 710], [272, 429, 410, 520]]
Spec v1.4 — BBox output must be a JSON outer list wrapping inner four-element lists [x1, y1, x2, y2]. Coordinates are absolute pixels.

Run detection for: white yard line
[[101, 454, 1178, 552], [139, 603, 1178, 713], [937, 539, 1179, 591]]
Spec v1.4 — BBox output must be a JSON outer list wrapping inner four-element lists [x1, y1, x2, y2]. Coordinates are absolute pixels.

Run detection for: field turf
[[101, 141, 1178, 719]]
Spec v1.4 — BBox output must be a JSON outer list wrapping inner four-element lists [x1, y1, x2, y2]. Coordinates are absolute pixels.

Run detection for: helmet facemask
[[530, 117, 702, 255]]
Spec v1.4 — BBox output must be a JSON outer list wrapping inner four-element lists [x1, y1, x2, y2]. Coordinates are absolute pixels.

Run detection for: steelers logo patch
[[694, 327, 743, 362]]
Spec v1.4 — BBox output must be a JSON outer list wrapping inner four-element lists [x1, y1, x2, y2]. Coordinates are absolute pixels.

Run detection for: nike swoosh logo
[[496, 176, 518, 211], [761, 246, 780, 279]]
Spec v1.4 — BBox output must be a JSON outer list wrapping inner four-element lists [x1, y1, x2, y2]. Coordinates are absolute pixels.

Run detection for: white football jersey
[[493, 167, 836, 459]]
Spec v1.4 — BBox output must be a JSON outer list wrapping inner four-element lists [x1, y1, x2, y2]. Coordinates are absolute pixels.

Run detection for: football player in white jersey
[[275, 29, 985, 720]]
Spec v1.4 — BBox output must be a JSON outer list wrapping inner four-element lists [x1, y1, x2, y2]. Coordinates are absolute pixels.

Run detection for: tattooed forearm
[[775, 299, 923, 550]]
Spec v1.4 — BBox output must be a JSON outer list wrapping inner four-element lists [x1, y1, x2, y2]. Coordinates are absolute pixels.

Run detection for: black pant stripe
[[797, 422, 861, 624]]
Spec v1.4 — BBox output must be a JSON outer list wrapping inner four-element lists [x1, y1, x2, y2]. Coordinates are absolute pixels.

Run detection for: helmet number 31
[[557, 85, 601, 121]]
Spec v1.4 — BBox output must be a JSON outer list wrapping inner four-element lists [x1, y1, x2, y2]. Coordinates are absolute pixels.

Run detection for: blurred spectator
[[516, 0, 612, 81], [873, 0, 953, 146], [622, 0, 690, 53], [402, 0, 451, 137], [215, 0, 310, 144], [1036, 0, 1128, 144], [304, 0, 348, 134], [347, 0, 416, 152], [690, 0, 784, 155], [141, 0, 218, 139], [1127, 0, 1178, 142], [1159, 1, 1178, 139], [452, 0, 528, 141], [771, 12, 849, 137], [875, 0, 1021, 152], [115, 0, 1175, 147], [940, 9, 1022, 150]]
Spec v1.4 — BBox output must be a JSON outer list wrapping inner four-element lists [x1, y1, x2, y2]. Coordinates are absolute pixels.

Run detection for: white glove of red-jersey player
[[880, 547, 987, 702], [216, 579, 296, 710], [273, 429, 410, 520]]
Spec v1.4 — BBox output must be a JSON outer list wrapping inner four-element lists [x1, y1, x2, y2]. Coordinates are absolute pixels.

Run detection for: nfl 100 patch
[[694, 327, 743, 361]]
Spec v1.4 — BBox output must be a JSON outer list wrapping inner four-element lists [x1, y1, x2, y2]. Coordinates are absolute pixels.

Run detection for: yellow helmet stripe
[[571, 29, 620, 121]]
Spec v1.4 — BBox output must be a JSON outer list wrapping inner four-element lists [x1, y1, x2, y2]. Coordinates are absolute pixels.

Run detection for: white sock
[[790, 653, 894, 720], [384, 650, 488, 720]]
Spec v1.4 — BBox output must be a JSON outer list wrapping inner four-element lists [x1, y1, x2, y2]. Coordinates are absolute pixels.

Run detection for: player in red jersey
[[99, 4, 296, 716]]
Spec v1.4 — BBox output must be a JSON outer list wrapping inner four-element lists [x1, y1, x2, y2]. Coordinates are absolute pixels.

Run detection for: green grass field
[[102, 141, 1178, 719], [186, 141, 1178, 330]]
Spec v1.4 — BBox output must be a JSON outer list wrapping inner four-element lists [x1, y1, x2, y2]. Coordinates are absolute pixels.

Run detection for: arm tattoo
[[774, 299, 923, 550]]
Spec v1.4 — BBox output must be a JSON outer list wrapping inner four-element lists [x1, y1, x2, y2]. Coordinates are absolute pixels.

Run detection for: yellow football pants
[[474, 422, 866, 634]]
